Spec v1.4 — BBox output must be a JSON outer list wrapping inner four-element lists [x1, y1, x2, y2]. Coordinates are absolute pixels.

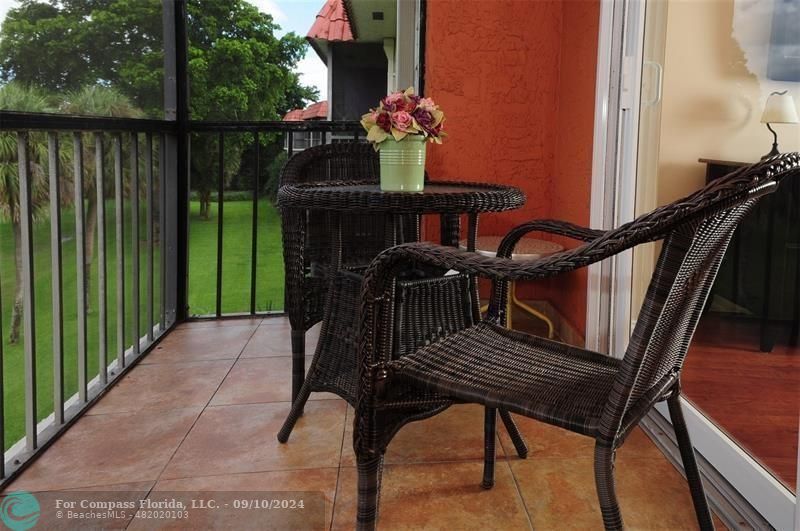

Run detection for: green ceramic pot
[[379, 135, 427, 192]]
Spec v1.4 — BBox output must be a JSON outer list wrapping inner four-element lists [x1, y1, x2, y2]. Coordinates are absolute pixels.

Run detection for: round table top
[[459, 236, 564, 259], [278, 180, 526, 214]]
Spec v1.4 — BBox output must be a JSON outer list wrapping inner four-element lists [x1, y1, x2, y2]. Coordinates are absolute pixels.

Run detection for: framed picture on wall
[[767, 0, 800, 81]]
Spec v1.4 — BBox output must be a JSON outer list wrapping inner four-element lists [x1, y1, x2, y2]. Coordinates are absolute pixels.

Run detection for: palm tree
[[0, 83, 51, 343], [59, 86, 142, 305]]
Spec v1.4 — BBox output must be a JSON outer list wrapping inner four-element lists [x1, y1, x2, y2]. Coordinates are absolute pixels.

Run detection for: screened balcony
[[0, 0, 797, 529]]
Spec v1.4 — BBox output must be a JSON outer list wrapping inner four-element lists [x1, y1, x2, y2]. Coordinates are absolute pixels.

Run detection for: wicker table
[[276, 180, 526, 447], [278, 180, 526, 251]]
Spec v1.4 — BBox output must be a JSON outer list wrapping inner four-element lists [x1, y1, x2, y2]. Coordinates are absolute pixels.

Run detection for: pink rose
[[381, 93, 404, 112], [385, 92, 405, 106], [418, 97, 436, 112], [392, 111, 413, 131]]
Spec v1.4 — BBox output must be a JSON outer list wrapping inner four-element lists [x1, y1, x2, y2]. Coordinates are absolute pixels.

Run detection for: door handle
[[643, 61, 663, 106]]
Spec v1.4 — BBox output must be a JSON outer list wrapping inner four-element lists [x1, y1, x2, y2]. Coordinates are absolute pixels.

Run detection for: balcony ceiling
[[346, 0, 397, 42]]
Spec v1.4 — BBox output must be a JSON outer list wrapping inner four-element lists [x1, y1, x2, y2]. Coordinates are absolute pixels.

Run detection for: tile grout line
[[488, 419, 535, 530], [144, 321, 261, 491], [206, 396, 342, 409], [124, 321, 264, 530], [330, 405, 350, 530], [506, 457, 536, 530]]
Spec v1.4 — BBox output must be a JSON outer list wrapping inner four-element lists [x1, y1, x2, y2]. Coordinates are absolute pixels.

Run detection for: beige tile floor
[[5, 317, 726, 530]]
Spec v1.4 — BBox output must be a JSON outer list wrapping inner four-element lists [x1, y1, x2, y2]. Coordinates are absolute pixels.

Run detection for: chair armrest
[[357, 238, 615, 370], [496, 220, 605, 258]]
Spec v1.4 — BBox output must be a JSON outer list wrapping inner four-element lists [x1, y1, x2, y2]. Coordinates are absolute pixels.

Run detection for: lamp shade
[[761, 92, 799, 124]]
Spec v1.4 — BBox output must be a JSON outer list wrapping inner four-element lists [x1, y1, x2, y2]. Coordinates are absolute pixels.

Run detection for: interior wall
[[632, 0, 800, 313], [423, 0, 599, 339], [656, 0, 800, 207]]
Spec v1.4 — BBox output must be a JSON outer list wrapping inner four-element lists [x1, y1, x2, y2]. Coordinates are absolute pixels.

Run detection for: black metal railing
[[0, 111, 179, 484], [0, 111, 361, 486], [186, 120, 361, 318]]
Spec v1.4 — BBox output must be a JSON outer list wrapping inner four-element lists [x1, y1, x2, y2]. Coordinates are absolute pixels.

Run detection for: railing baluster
[[17, 133, 37, 451], [146, 133, 154, 342], [250, 132, 259, 315], [159, 133, 167, 331], [74, 132, 88, 403], [215, 132, 224, 317], [114, 134, 125, 368], [95, 133, 108, 385], [48, 133, 64, 424], [0, 262, 4, 477], [131, 132, 140, 356]]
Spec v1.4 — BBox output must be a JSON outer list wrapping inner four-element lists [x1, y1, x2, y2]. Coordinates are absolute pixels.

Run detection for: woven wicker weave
[[279, 143, 412, 401], [351, 153, 800, 531], [276, 143, 530, 470]]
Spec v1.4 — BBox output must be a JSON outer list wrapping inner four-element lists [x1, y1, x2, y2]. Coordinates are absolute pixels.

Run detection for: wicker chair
[[352, 153, 800, 530], [280, 142, 412, 401], [277, 143, 529, 459]]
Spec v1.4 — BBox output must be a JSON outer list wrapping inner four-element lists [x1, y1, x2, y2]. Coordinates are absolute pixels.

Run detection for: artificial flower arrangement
[[360, 87, 446, 148]]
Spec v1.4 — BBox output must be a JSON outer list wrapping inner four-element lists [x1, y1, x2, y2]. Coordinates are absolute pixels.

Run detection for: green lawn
[[188, 199, 284, 316], [0, 198, 284, 450]]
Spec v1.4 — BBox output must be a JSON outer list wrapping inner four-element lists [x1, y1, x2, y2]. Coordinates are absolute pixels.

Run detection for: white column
[[395, 0, 418, 91], [383, 38, 396, 92]]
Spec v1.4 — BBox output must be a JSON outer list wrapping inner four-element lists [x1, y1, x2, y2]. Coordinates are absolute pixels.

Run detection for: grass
[[0, 197, 284, 451], [187, 199, 284, 316]]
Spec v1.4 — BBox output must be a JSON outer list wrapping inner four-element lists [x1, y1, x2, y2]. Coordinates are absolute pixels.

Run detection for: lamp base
[[761, 142, 780, 160]]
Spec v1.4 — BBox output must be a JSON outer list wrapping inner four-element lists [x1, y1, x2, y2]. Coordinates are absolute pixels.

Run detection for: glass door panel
[[632, 0, 799, 526]]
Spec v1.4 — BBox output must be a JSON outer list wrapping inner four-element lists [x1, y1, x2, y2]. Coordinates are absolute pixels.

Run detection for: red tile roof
[[302, 101, 328, 120], [307, 0, 354, 42], [282, 101, 328, 121], [282, 109, 304, 121]]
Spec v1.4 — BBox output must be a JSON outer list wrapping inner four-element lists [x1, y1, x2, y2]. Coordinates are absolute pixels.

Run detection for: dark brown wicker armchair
[[352, 153, 800, 530], [280, 142, 404, 401]]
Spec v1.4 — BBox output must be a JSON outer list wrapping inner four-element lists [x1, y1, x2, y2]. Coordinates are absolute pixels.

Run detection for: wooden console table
[[700, 158, 799, 352]]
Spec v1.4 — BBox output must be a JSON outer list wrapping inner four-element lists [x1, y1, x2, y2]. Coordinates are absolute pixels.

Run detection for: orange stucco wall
[[423, 0, 599, 337]]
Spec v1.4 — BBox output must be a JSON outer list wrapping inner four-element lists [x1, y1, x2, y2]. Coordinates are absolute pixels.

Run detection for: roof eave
[[342, 0, 359, 40], [307, 36, 329, 63]]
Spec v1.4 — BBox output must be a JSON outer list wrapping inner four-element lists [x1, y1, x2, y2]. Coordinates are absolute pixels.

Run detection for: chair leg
[[667, 394, 715, 531], [499, 410, 528, 459], [594, 442, 623, 531], [291, 329, 305, 403], [276, 382, 312, 443], [482, 407, 497, 489], [356, 453, 384, 531]]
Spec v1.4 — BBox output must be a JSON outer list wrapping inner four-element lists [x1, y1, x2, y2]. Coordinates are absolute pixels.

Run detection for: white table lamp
[[760, 90, 799, 159]]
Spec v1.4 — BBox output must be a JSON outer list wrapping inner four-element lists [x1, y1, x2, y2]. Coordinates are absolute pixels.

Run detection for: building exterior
[[282, 0, 405, 150], [282, 100, 328, 152], [307, 0, 397, 120]]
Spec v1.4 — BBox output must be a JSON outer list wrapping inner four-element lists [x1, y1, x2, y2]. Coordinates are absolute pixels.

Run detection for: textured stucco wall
[[423, 0, 598, 337], [545, 0, 599, 335]]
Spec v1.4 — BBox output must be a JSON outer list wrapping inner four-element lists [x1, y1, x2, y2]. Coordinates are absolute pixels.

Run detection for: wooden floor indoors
[[683, 314, 799, 490], [3, 316, 730, 529]]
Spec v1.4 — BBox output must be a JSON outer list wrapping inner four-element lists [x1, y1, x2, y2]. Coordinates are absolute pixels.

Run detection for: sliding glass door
[[592, 0, 799, 528]]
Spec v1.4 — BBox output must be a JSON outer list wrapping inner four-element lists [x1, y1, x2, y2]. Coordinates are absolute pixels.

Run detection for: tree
[[0, 0, 165, 115], [59, 85, 142, 302], [0, 83, 51, 343], [0, 0, 320, 217], [184, 0, 316, 218], [0, 83, 141, 342]]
